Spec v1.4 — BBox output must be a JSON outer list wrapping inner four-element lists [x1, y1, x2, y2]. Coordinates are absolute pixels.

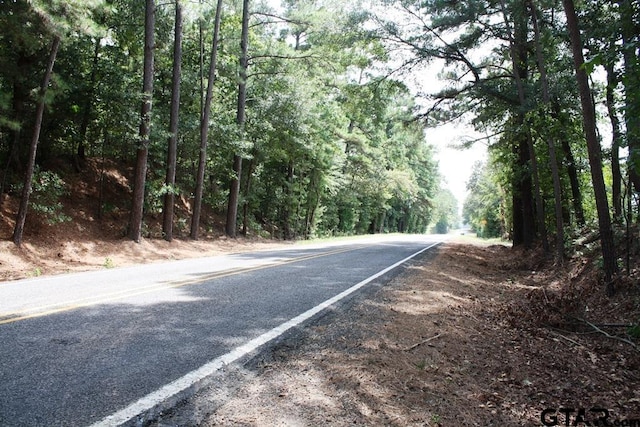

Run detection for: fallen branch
[[542, 288, 550, 304], [404, 333, 442, 351], [590, 323, 634, 328], [579, 318, 639, 351], [548, 329, 583, 348]]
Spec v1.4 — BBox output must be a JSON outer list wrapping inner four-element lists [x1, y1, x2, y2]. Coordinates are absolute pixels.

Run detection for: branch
[[548, 329, 584, 347], [403, 333, 443, 351], [247, 70, 288, 79], [249, 53, 319, 63], [373, 6, 518, 108], [252, 11, 309, 27], [450, 131, 502, 149], [579, 318, 639, 351]]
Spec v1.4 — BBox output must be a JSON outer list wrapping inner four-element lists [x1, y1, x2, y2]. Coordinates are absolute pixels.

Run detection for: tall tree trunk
[[227, 154, 243, 237], [199, 0, 205, 119], [226, 0, 250, 238], [162, 0, 183, 242], [304, 168, 321, 238], [241, 157, 255, 236], [560, 136, 585, 225], [129, 0, 155, 243], [563, 0, 617, 294], [530, 0, 564, 263], [517, 136, 536, 248], [191, 0, 223, 240], [512, 178, 524, 244], [13, 36, 60, 246], [283, 161, 294, 240], [619, 0, 640, 193], [549, 101, 585, 226], [604, 58, 623, 221], [76, 39, 101, 164], [501, 0, 544, 250]]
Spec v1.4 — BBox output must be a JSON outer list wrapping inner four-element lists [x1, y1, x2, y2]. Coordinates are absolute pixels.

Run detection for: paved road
[[0, 235, 442, 426]]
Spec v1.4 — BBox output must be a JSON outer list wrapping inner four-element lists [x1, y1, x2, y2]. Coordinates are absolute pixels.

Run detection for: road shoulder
[[154, 242, 640, 426]]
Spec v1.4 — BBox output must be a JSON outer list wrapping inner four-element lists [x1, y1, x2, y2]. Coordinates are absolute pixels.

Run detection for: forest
[[0, 0, 639, 294]]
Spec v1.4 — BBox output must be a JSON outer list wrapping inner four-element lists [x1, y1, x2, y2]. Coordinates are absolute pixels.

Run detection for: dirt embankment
[[0, 157, 290, 282]]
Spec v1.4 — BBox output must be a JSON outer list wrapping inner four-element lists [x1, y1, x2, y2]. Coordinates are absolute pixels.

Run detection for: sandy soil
[[0, 230, 288, 282]]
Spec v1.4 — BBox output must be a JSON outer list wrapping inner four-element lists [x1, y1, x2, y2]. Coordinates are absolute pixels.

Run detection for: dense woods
[[0, 0, 443, 244], [1, 0, 639, 293]]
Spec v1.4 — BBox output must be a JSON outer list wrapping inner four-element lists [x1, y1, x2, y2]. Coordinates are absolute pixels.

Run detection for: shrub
[[28, 169, 71, 225]]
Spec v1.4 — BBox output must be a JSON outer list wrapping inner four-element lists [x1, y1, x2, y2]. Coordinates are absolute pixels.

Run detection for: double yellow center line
[[0, 246, 360, 326]]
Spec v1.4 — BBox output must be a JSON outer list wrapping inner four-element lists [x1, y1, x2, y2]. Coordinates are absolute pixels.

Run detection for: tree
[[604, 55, 624, 220], [529, 0, 564, 262], [129, 0, 155, 242], [562, 0, 617, 293], [191, 0, 223, 240], [580, 0, 626, 223], [226, 0, 250, 238], [619, 0, 640, 194], [12, 37, 61, 246], [162, 0, 184, 242], [431, 188, 458, 234], [463, 161, 505, 238], [375, 0, 545, 247], [499, 0, 545, 250], [374, 0, 622, 266], [10, 0, 102, 245]]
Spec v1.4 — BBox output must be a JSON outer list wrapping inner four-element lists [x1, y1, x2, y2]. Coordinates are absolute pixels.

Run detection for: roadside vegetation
[[2, 0, 638, 281]]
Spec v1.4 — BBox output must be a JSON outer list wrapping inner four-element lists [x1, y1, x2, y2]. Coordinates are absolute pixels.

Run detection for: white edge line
[[89, 241, 442, 427]]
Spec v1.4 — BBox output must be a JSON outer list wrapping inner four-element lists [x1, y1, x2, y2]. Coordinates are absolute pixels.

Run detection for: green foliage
[[28, 169, 71, 225], [29, 267, 43, 277], [627, 324, 640, 339], [414, 359, 427, 370], [430, 188, 459, 234], [146, 179, 179, 215], [0, 0, 437, 240], [463, 161, 504, 239], [0, 0, 635, 250]]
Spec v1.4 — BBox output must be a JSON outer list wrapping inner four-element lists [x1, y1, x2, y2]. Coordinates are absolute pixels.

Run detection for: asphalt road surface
[[0, 235, 442, 426]]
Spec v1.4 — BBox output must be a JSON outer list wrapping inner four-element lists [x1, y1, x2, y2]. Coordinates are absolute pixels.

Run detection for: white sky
[[427, 123, 487, 211], [411, 59, 488, 211]]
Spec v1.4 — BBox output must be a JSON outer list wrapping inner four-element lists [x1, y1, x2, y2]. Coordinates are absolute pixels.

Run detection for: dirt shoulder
[[0, 233, 290, 282], [165, 241, 640, 427]]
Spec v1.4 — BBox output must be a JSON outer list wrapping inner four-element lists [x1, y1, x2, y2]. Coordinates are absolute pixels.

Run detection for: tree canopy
[[0, 0, 439, 244]]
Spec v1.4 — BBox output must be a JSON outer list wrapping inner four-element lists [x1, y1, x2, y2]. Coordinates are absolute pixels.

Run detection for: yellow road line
[[0, 246, 359, 326]]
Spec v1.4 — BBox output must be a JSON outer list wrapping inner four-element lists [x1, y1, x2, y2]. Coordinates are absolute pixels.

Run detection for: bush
[[28, 169, 71, 225]]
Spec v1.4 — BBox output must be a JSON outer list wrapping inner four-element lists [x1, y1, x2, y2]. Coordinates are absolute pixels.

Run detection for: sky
[[410, 59, 488, 213], [426, 122, 487, 212]]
